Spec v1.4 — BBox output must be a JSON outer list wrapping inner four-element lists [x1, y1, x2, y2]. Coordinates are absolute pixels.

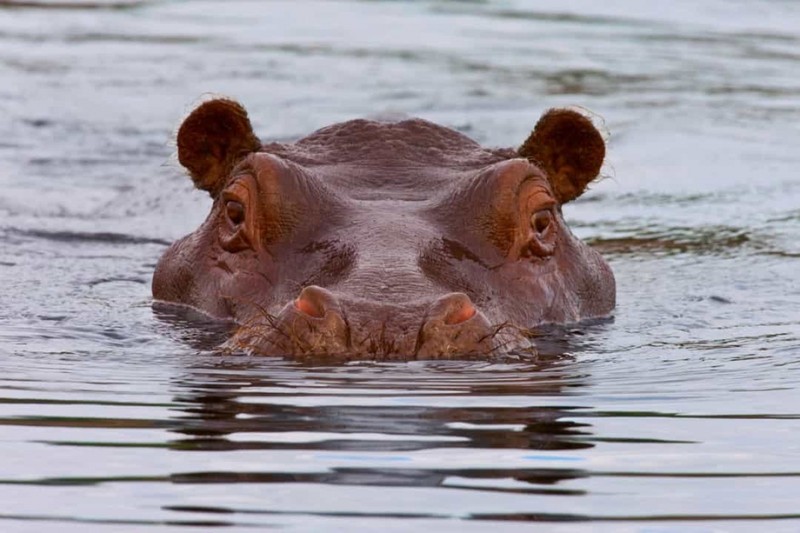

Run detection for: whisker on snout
[[479, 321, 539, 357], [218, 297, 304, 355]]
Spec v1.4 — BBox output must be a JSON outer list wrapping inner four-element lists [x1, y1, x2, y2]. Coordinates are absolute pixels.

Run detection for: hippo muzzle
[[229, 287, 507, 359]]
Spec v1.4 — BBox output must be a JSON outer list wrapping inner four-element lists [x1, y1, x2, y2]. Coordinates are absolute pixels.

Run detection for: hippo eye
[[531, 209, 553, 234], [225, 200, 245, 226]]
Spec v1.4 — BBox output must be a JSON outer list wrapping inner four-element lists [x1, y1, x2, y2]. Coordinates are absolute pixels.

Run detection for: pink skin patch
[[295, 297, 324, 318], [444, 302, 476, 325]]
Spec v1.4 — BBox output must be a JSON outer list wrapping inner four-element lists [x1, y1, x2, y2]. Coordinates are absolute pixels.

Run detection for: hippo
[[153, 98, 615, 360]]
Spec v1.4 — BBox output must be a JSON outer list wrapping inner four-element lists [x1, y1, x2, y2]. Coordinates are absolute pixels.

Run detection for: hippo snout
[[227, 286, 504, 359]]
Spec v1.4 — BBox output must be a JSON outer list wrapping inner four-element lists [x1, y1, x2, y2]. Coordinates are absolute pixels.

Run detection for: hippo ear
[[518, 109, 605, 204], [177, 98, 261, 196]]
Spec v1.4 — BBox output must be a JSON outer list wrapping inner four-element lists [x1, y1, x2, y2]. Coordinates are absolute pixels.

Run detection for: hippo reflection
[[153, 98, 615, 359]]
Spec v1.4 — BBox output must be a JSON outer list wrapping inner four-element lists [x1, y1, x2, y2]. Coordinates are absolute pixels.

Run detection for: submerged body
[[153, 98, 615, 359]]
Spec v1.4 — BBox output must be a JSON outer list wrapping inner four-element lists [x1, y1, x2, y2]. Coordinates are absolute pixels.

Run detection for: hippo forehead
[[261, 118, 514, 199]]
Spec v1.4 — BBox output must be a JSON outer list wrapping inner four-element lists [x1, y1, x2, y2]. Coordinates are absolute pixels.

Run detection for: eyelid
[[525, 189, 556, 213], [222, 177, 250, 203], [222, 192, 244, 204]]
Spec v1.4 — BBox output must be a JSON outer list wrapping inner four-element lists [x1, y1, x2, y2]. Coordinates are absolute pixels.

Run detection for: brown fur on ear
[[518, 109, 605, 204], [177, 98, 261, 196]]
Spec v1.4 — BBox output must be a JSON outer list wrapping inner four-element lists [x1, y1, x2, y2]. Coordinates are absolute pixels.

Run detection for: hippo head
[[153, 98, 615, 360]]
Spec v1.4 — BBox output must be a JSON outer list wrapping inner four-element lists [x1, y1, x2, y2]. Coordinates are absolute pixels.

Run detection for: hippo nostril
[[295, 297, 323, 318], [294, 285, 337, 319], [417, 292, 495, 358], [429, 292, 478, 326], [444, 301, 476, 325], [247, 285, 350, 356]]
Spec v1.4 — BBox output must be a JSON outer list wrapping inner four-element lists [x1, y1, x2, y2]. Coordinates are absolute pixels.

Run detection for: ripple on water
[[1, 356, 799, 530]]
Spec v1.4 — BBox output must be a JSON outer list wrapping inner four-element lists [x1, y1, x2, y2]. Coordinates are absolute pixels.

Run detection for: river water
[[1, 0, 799, 531]]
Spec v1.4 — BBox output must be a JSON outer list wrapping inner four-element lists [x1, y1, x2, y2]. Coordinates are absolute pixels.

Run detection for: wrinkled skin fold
[[153, 98, 615, 360]]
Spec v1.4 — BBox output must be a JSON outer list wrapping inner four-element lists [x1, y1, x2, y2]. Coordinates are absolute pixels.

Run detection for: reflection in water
[[166, 354, 593, 505]]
